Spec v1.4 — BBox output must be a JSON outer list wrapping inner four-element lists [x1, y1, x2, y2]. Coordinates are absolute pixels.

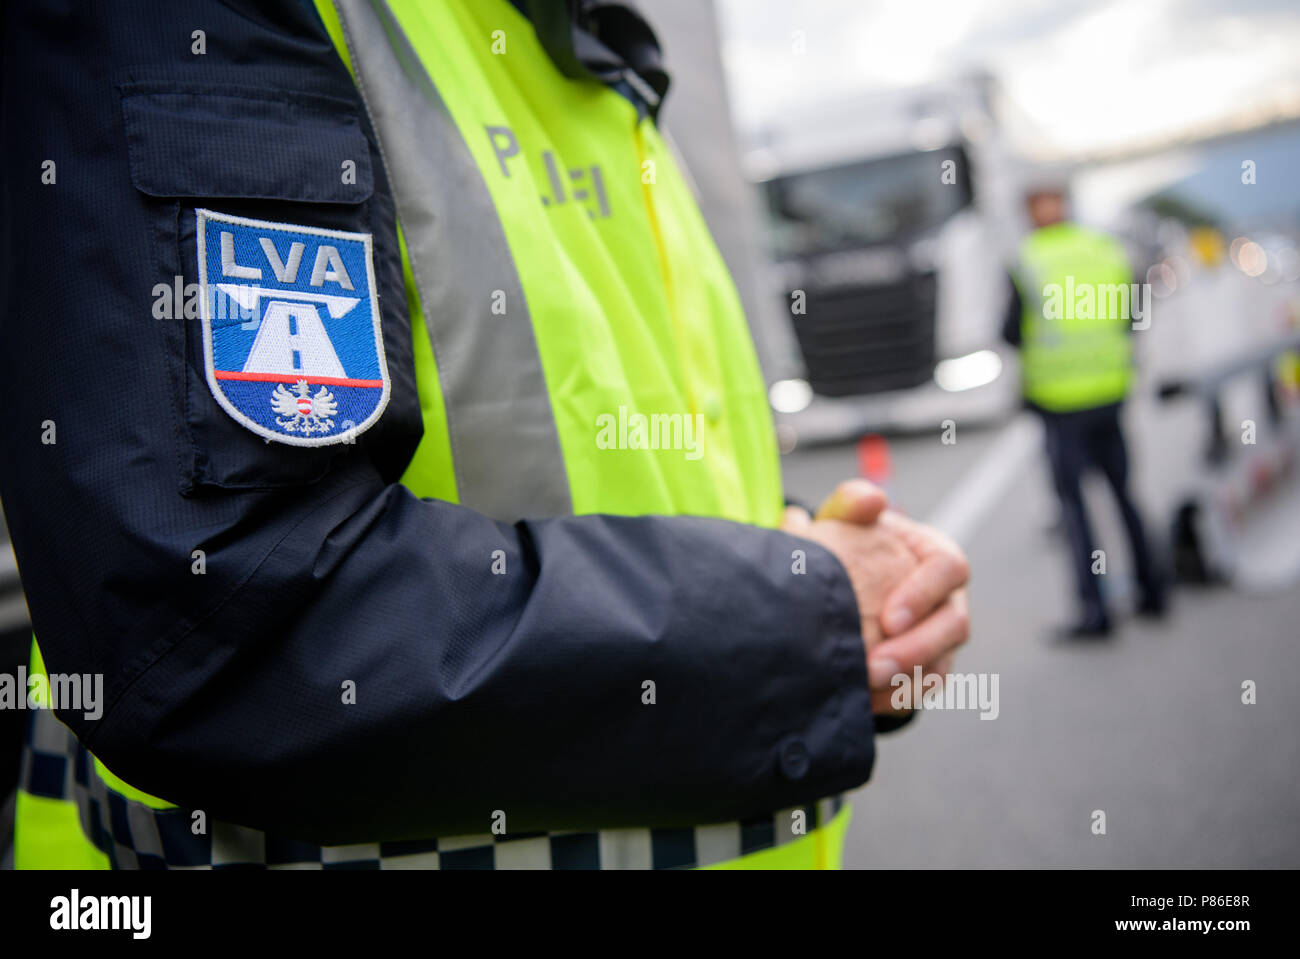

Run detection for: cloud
[[715, 0, 1300, 155]]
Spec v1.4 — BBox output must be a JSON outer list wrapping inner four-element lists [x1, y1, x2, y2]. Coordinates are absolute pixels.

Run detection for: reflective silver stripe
[[21, 708, 800, 868], [491, 835, 553, 869], [334, 0, 572, 521], [694, 822, 742, 865], [597, 828, 654, 869]]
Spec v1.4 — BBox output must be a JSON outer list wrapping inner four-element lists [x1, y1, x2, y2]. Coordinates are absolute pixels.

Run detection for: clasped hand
[[783, 480, 970, 715]]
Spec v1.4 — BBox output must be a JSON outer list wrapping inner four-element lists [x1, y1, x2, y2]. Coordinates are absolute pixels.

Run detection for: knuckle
[[949, 551, 971, 585], [951, 605, 972, 644]]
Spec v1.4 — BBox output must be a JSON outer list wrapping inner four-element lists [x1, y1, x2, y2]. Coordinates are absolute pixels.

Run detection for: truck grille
[[791, 271, 938, 397]]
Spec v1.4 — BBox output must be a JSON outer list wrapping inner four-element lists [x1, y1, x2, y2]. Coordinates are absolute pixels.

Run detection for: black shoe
[[1136, 593, 1168, 619]]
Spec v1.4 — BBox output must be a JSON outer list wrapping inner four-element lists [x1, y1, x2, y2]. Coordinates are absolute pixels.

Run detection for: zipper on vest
[[632, 119, 699, 418]]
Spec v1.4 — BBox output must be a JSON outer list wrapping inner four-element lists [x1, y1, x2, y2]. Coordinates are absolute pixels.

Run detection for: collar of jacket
[[508, 0, 670, 119]]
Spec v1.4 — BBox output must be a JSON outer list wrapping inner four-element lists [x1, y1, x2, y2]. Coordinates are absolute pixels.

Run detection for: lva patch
[[196, 209, 390, 446]]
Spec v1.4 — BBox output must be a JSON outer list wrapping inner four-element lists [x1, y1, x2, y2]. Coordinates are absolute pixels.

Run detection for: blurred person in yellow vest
[[1002, 182, 1168, 638]]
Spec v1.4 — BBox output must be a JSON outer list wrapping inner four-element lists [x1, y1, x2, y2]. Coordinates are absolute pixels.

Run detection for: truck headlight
[[934, 350, 1002, 392], [769, 378, 814, 413]]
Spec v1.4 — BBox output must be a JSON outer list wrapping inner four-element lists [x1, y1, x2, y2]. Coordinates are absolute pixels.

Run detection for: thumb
[[815, 479, 888, 525]]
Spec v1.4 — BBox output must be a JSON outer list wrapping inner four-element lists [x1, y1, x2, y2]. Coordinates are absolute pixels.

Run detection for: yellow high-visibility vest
[[1016, 223, 1135, 412]]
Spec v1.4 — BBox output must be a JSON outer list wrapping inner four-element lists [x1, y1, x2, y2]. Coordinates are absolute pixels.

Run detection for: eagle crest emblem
[[271, 381, 339, 435]]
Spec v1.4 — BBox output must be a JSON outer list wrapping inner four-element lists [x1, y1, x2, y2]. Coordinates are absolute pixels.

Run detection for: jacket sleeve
[[0, 0, 876, 844]]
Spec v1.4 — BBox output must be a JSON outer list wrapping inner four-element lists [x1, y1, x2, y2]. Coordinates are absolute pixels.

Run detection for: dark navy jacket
[[0, 0, 878, 843]]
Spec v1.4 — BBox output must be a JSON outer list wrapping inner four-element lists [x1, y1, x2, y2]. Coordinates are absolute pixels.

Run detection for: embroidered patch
[[196, 208, 389, 446]]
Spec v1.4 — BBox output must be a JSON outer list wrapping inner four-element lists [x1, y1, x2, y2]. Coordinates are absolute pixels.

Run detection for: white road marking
[[925, 413, 1041, 547]]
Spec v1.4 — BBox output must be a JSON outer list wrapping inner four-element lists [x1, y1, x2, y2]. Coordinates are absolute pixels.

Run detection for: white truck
[[743, 78, 1021, 441]]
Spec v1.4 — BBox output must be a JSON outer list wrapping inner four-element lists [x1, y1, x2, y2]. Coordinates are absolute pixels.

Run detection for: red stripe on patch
[[214, 371, 384, 388]]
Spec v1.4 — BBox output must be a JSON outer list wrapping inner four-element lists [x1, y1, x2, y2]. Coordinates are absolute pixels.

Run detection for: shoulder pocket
[[122, 84, 374, 203], [120, 82, 409, 491]]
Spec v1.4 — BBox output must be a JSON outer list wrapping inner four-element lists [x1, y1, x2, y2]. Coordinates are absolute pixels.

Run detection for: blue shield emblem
[[196, 208, 390, 446]]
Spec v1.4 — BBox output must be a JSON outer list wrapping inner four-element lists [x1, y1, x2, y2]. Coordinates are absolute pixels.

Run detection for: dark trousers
[[1038, 402, 1165, 625]]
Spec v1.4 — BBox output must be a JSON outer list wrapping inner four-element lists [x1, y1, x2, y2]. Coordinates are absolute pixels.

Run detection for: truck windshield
[[763, 146, 971, 259]]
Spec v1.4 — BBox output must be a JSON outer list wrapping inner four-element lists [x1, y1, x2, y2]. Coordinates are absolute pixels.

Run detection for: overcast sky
[[714, 0, 1300, 157]]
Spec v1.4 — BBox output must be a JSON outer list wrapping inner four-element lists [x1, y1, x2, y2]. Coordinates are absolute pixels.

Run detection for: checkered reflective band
[[18, 709, 843, 869]]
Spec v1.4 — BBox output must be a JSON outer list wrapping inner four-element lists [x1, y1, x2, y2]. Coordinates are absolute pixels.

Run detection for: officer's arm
[[0, 0, 875, 845], [0, 301, 875, 843], [38, 469, 873, 844]]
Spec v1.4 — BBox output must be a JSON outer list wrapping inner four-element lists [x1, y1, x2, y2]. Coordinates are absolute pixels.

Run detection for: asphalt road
[[781, 382, 1300, 867]]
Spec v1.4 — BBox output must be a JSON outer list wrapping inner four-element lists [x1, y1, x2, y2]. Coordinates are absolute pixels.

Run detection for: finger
[[871, 655, 953, 713], [781, 505, 813, 531], [870, 651, 956, 712], [814, 479, 888, 525], [880, 545, 969, 635], [867, 593, 969, 690], [879, 510, 961, 560], [929, 654, 955, 678]]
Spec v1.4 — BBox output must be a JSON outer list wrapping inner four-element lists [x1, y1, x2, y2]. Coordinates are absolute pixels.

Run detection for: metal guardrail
[[1157, 328, 1300, 583], [1158, 329, 1300, 400], [1158, 329, 1300, 465]]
